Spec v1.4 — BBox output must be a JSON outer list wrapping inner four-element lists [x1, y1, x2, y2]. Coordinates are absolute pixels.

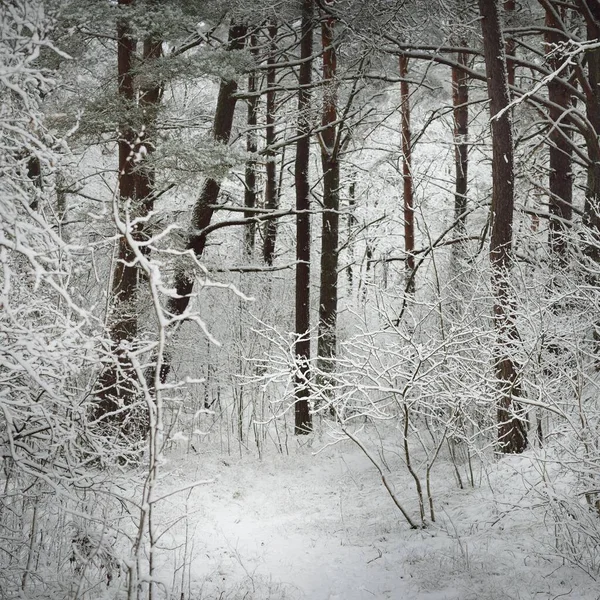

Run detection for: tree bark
[[317, 1, 340, 382], [580, 1, 600, 264], [479, 0, 527, 454], [244, 33, 259, 256], [166, 24, 247, 322], [96, 0, 141, 430], [263, 23, 279, 266], [294, 0, 314, 435], [452, 47, 469, 234], [134, 35, 162, 261], [545, 4, 573, 258], [399, 55, 415, 294]]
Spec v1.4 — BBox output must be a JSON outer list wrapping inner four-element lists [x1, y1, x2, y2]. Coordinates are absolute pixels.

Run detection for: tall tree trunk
[[479, 0, 527, 454], [135, 34, 162, 263], [263, 23, 279, 266], [166, 24, 247, 321], [244, 33, 259, 256], [317, 1, 340, 383], [452, 47, 469, 234], [581, 1, 600, 264], [399, 55, 415, 294], [545, 4, 573, 258], [294, 0, 314, 435], [96, 0, 140, 430]]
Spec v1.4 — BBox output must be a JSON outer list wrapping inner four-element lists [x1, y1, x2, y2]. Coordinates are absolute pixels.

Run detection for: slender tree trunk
[[317, 2, 340, 382], [479, 0, 527, 454], [399, 55, 415, 294], [96, 0, 140, 429], [581, 1, 600, 264], [545, 4, 573, 258], [166, 24, 247, 321], [452, 47, 469, 234], [244, 33, 259, 256], [346, 176, 356, 293], [263, 23, 279, 266], [294, 0, 314, 435], [135, 35, 162, 263]]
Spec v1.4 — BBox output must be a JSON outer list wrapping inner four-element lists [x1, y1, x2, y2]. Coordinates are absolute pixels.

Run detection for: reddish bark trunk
[[135, 35, 162, 262], [166, 24, 247, 321], [244, 33, 259, 256], [317, 2, 340, 378], [580, 0, 600, 263], [479, 0, 527, 454], [294, 0, 314, 435], [545, 4, 573, 258], [96, 0, 141, 430]]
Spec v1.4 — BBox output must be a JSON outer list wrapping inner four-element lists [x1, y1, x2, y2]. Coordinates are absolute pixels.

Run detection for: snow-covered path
[[151, 436, 600, 599]]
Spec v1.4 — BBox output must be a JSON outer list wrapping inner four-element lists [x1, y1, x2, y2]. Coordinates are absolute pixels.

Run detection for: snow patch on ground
[[148, 436, 600, 599]]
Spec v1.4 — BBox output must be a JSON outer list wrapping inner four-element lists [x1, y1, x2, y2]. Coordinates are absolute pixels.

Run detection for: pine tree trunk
[[96, 0, 140, 430], [479, 0, 527, 454], [582, 1, 600, 264], [135, 35, 162, 249], [166, 24, 247, 322], [399, 55, 415, 294], [244, 33, 259, 256], [294, 0, 314, 435], [545, 4, 573, 258], [263, 23, 279, 266], [452, 48, 469, 234], [317, 2, 340, 383]]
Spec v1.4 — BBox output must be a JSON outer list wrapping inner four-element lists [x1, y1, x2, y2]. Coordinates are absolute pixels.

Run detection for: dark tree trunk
[[452, 47, 469, 234], [479, 0, 527, 454], [96, 0, 141, 432], [545, 4, 573, 258], [166, 24, 247, 323], [294, 0, 314, 435], [581, 1, 600, 263], [399, 55, 415, 294], [263, 23, 279, 266], [317, 2, 340, 381], [134, 35, 162, 260], [346, 177, 356, 293], [244, 33, 259, 256]]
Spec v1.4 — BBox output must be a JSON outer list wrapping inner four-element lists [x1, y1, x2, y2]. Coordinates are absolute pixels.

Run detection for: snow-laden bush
[[0, 3, 127, 596]]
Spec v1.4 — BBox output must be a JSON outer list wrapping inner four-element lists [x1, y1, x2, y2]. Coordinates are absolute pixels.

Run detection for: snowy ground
[[141, 430, 600, 600]]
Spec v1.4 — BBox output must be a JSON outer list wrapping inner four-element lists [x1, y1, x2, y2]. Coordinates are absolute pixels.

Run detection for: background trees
[[7, 0, 600, 596]]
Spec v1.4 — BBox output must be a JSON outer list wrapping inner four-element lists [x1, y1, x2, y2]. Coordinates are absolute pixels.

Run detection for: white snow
[[146, 432, 600, 600]]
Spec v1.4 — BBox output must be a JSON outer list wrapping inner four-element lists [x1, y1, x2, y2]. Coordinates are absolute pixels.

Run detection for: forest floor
[[146, 427, 600, 600]]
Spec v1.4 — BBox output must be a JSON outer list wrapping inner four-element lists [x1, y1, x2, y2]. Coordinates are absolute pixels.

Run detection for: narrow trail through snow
[[153, 438, 600, 600]]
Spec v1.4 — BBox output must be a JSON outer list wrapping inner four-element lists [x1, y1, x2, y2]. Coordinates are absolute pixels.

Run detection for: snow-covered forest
[[4, 0, 600, 597]]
